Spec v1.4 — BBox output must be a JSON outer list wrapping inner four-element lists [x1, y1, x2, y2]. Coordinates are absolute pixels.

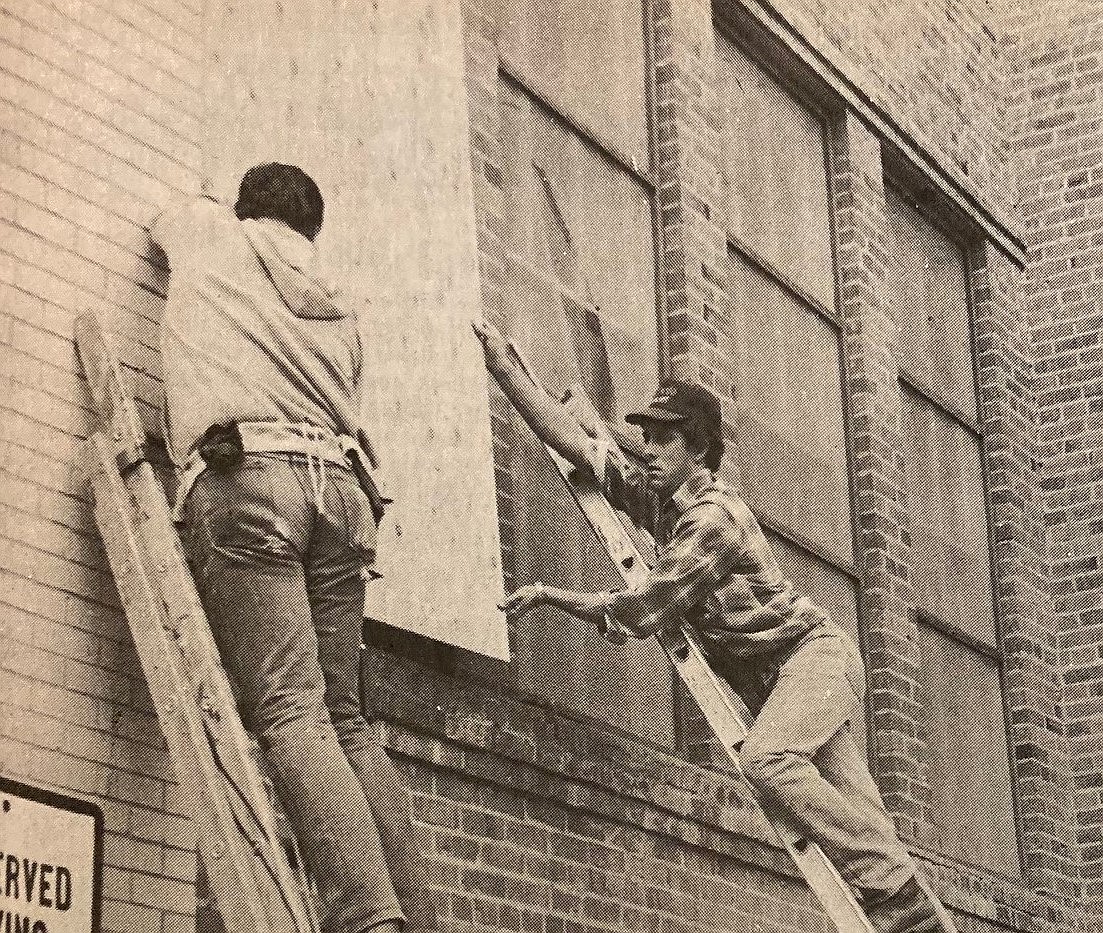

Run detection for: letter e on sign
[[0, 778, 103, 933]]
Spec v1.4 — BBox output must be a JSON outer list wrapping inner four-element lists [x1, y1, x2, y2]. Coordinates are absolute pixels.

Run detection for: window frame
[[714, 21, 859, 576], [889, 177, 1025, 876]]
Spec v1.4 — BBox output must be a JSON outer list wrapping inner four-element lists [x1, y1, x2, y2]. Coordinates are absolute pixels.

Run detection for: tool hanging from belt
[[172, 421, 391, 524]]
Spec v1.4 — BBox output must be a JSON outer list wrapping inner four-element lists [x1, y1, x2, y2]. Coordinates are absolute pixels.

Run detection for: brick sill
[[362, 646, 1082, 930]]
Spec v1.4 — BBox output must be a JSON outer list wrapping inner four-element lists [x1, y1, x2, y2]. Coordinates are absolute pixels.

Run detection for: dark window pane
[[724, 251, 853, 566], [717, 34, 835, 308], [919, 623, 1020, 876], [903, 389, 996, 644], [498, 0, 648, 168], [498, 79, 673, 743], [767, 532, 867, 758], [886, 188, 976, 419]]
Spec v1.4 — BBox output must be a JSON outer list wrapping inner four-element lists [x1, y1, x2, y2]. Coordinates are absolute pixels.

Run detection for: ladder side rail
[[88, 437, 311, 933]]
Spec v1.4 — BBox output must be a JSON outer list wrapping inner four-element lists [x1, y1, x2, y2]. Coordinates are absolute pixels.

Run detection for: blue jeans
[[738, 625, 915, 897], [183, 454, 432, 933]]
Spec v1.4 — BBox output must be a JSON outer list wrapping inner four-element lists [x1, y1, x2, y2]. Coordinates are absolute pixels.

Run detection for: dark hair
[[679, 415, 725, 472], [630, 379, 726, 472], [234, 163, 324, 241]]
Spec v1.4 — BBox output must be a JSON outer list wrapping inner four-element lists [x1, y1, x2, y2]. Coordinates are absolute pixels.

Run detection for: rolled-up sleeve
[[607, 504, 743, 636]]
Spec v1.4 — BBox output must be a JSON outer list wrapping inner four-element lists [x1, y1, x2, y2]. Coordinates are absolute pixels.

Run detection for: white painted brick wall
[[0, 1, 203, 929]]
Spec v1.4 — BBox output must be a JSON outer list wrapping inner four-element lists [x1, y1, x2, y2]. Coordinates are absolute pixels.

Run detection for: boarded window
[[498, 79, 674, 743], [902, 388, 996, 644], [724, 250, 853, 566], [499, 81, 659, 418], [768, 532, 866, 757], [886, 188, 976, 420], [498, 0, 649, 169], [919, 623, 1020, 876], [717, 34, 835, 308]]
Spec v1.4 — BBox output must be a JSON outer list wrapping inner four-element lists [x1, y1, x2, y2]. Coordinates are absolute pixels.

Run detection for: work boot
[[862, 876, 941, 933]]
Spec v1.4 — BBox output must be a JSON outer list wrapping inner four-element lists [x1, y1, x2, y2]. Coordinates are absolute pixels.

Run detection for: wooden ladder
[[500, 341, 957, 933], [75, 313, 320, 933]]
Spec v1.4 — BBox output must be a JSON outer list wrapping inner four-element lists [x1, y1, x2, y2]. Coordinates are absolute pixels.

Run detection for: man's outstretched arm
[[473, 320, 596, 472]]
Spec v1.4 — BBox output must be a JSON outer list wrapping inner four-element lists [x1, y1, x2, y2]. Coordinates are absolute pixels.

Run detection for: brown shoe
[[862, 877, 941, 933]]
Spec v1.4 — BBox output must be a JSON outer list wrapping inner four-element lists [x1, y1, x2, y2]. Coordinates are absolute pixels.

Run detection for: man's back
[[153, 198, 362, 461], [155, 165, 433, 933]]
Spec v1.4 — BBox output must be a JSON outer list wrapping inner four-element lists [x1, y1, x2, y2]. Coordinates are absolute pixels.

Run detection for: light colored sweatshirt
[[151, 198, 363, 461]]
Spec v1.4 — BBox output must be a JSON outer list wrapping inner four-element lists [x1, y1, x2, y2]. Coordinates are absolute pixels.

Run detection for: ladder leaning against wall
[[75, 313, 321, 933], [496, 337, 958, 933]]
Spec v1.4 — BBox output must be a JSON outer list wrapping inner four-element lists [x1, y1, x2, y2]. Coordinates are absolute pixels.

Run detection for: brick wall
[[0, 1, 203, 930], [2, 1, 1099, 932], [365, 647, 1072, 933], [1007, 0, 1103, 909], [727, 0, 1017, 228], [452, 0, 1086, 931]]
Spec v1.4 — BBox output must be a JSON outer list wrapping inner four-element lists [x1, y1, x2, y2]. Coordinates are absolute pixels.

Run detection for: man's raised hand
[[472, 319, 514, 377]]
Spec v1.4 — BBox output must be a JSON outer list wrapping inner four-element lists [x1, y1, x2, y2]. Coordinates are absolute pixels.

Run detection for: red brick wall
[[1007, 0, 1103, 908], [0, 1, 204, 930]]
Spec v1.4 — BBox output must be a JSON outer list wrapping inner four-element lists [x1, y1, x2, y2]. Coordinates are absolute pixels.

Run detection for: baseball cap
[[626, 379, 722, 432]]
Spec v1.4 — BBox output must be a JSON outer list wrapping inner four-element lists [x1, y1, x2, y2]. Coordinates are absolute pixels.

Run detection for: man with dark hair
[[152, 166, 434, 933], [474, 320, 950, 933], [234, 162, 325, 241]]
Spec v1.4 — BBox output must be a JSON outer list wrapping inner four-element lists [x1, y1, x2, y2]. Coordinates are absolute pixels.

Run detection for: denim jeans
[[738, 624, 915, 898], [183, 454, 433, 933]]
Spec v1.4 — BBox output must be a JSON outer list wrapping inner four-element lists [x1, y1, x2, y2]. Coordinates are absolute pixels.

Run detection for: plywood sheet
[[718, 35, 835, 309], [498, 80, 659, 420], [202, 0, 507, 657], [725, 250, 854, 565], [904, 389, 996, 644], [498, 0, 649, 169], [887, 188, 977, 420], [920, 624, 1020, 875]]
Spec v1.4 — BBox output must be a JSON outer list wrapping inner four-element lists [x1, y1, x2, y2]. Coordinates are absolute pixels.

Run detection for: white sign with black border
[[0, 778, 103, 933]]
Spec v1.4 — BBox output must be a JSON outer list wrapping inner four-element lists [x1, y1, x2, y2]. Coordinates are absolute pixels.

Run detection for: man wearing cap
[[474, 320, 950, 933]]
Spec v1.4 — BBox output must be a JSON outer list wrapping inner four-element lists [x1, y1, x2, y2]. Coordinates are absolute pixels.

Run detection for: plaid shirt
[[585, 440, 826, 661]]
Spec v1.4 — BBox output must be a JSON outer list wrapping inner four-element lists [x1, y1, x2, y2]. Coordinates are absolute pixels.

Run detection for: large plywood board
[[202, 0, 507, 658]]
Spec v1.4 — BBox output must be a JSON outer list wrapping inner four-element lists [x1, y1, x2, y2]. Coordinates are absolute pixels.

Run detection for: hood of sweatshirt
[[241, 218, 347, 321]]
